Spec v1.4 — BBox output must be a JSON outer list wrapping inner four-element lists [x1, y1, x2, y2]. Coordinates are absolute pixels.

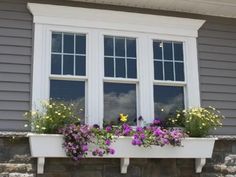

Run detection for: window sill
[[28, 133, 217, 174]]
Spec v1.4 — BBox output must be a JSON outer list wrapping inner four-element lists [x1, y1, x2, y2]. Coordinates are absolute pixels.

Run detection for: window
[[50, 32, 87, 121], [29, 3, 204, 126], [104, 36, 138, 125], [153, 40, 185, 120]]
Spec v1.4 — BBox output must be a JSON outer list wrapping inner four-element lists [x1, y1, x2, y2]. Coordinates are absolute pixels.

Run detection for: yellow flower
[[119, 114, 128, 122], [31, 111, 37, 116]]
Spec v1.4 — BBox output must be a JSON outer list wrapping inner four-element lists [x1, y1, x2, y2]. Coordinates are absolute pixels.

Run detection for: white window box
[[28, 133, 217, 174]]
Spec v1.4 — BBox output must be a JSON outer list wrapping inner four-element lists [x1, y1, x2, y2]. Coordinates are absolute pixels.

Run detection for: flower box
[[28, 133, 217, 174]]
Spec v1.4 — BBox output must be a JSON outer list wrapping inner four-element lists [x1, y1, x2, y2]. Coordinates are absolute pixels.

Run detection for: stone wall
[[0, 133, 235, 177]]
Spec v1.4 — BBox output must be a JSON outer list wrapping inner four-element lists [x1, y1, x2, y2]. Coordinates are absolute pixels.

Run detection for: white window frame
[[28, 3, 205, 126]]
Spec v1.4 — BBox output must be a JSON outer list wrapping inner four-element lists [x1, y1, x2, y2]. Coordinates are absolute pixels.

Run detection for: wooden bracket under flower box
[[27, 133, 217, 174]]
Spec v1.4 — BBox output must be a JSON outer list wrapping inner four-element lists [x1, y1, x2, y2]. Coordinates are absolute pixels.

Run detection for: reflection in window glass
[[127, 59, 137, 78], [163, 42, 173, 60], [153, 40, 184, 81], [52, 33, 62, 53], [104, 57, 114, 77], [63, 55, 74, 75], [51, 54, 61, 74], [164, 62, 174, 80], [174, 43, 183, 61], [116, 58, 125, 78], [64, 34, 74, 53], [50, 80, 85, 121], [76, 35, 86, 54], [154, 61, 163, 80], [75, 56, 86, 76], [51, 32, 86, 76], [154, 85, 184, 120], [115, 38, 125, 57], [104, 83, 136, 125], [104, 36, 137, 78]]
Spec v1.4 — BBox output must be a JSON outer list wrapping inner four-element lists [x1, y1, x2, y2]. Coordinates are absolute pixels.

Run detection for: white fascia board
[[27, 3, 205, 37]]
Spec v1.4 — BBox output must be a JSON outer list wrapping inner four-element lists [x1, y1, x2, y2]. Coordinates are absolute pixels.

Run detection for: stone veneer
[[0, 132, 235, 177]]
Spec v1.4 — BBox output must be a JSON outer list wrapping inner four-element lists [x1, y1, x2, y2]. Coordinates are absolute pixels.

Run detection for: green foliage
[[24, 101, 80, 134]]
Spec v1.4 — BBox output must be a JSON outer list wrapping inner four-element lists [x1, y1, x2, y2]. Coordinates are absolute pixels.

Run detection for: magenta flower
[[105, 126, 112, 132], [108, 148, 115, 155], [105, 139, 111, 146]]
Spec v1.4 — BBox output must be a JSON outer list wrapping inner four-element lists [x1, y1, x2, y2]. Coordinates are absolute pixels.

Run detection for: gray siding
[[0, 0, 31, 130], [198, 20, 236, 135], [0, 0, 235, 134]]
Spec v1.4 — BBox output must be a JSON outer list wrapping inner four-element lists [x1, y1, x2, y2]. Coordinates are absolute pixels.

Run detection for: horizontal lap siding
[[198, 20, 236, 135], [0, 0, 31, 131], [0, 0, 235, 134]]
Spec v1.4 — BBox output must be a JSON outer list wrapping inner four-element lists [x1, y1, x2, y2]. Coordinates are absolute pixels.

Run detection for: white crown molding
[[27, 3, 205, 37]]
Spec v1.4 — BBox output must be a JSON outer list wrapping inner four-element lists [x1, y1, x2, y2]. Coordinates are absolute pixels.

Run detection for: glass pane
[[104, 83, 136, 125], [50, 80, 85, 121], [174, 43, 183, 61], [115, 58, 125, 78], [51, 54, 61, 74], [76, 35, 86, 54], [75, 56, 86, 76], [115, 38, 125, 57], [163, 42, 173, 60], [175, 62, 185, 81], [153, 41, 162, 59], [64, 34, 74, 53], [104, 36, 114, 56], [127, 39, 136, 57], [154, 61, 163, 80], [63, 55, 74, 75], [127, 59, 137, 78], [52, 33, 62, 53], [104, 57, 114, 77], [154, 85, 184, 120], [164, 61, 174, 80]]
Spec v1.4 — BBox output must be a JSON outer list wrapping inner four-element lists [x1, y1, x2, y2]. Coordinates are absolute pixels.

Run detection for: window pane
[[127, 39, 136, 57], [127, 59, 137, 78], [163, 42, 173, 60], [115, 58, 125, 78], [164, 61, 174, 80], [52, 33, 62, 53], [104, 36, 114, 56], [153, 41, 162, 59], [115, 38, 125, 57], [104, 83, 136, 125], [63, 55, 74, 75], [154, 61, 163, 80], [75, 56, 86, 76], [175, 62, 185, 81], [50, 80, 85, 121], [51, 54, 61, 74], [104, 57, 114, 77], [154, 85, 184, 120], [76, 35, 86, 54], [174, 43, 183, 61], [64, 34, 74, 53]]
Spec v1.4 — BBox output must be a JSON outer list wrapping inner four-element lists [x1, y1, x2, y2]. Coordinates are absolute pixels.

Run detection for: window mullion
[[185, 38, 201, 108], [87, 29, 102, 125], [138, 35, 154, 123]]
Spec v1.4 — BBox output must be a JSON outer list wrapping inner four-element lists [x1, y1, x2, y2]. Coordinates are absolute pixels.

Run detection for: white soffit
[[71, 0, 236, 18], [27, 3, 205, 37]]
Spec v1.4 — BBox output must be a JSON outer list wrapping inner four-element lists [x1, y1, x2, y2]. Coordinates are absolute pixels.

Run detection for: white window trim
[[28, 3, 205, 126]]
